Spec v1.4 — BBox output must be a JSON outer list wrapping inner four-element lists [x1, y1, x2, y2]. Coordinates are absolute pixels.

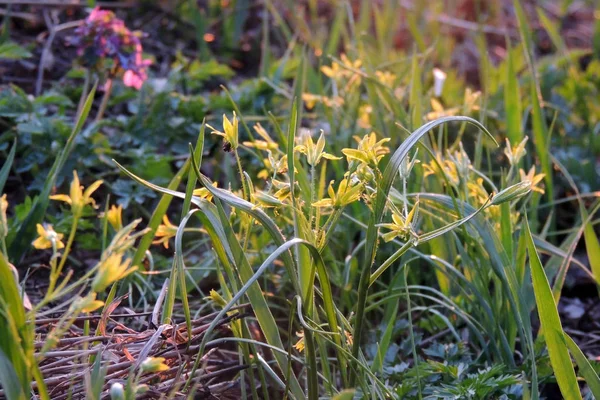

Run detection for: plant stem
[[95, 79, 113, 122], [77, 70, 91, 116], [310, 164, 316, 230], [51, 213, 80, 293], [234, 150, 249, 201]]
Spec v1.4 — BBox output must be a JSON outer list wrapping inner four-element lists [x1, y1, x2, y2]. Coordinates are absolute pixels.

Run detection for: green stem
[[95, 79, 113, 123], [234, 150, 249, 201], [49, 213, 79, 294], [77, 70, 91, 116], [310, 164, 316, 230]]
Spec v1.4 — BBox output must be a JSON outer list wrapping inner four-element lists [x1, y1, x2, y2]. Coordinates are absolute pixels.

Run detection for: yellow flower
[[32, 223, 65, 250], [0, 194, 8, 240], [378, 201, 420, 242], [321, 54, 362, 80], [92, 253, 137, 292], [243, 123, 279, 151], [294, 331, 305, 352], [295, 131, 341, 166], [272, 179, 294, 202], [209, 112, 239, 150], [301, 93, 344, 110], [49, 170, 103, 214], [375, 70, 396, 87], [467, 178, 490, 206], [140, 357, 170, 374], [258, 153, 288, 180], [312, 178, 363, 209], [152, 215, 178, 249], [105, 204, 123, 231], [519, 167, 545, 194], [357, 105, 372, 129], [205, 289, 227, 307], [342, 132, 390, 167], [504, 137, 528, 166], [70, 293, 104, 313], [193, 181, 218, 202]]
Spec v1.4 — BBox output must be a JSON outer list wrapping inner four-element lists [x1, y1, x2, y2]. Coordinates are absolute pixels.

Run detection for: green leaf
[[582, 208, 600, 295], [564, 334, 600, 399], [0, 41, 31, 60], [130, 158, 190, 270], [524, 218, 581, 400], [332, 389, 356, 400], [504, 42, 523, 145], [0, 138, 16, 195], [0, 348, 26, 400]]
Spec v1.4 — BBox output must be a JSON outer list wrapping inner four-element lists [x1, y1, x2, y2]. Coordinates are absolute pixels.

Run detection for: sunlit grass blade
[[582, 207, 600, 296], [564, 334, 600, 398], [524, 218, 581, 400], [8, 83, 97, 262]]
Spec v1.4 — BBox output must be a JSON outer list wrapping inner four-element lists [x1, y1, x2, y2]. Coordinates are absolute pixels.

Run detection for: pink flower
[[71, 7, 151, 90], [123, 70, 145, 90]]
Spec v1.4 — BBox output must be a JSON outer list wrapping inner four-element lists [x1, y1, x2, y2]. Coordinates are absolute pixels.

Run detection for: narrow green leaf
[[504, 42, 522, 145], [0, 349, 26, 400], [409, 51, 422, 130], [524, 218, 581, 400], [0, 251, 30, 397], [582, 207, 600, 295], [564, 334, 600, 398], [130, 159, 190, 270], [332, 390, 356, 400], [0, 138, 16, 194]]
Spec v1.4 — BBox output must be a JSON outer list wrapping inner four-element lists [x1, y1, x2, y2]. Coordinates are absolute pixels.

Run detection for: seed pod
[[491, 181, 531, 206]]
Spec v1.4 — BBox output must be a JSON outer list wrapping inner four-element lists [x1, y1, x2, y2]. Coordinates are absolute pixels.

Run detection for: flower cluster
[[71, 7, 151, 89]]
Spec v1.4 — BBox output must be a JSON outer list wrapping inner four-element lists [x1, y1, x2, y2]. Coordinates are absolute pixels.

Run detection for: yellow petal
[[49, 194, 72, 204], [32, 237, 50, 250], [83, 180, 104, 200]]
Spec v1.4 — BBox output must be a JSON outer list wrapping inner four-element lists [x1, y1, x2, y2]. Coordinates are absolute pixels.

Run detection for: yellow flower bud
[[140, 357, 169, 374]]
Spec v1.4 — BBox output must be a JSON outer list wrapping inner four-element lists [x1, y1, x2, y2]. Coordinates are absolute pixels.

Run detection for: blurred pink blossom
[[71, 7, 151, 90]]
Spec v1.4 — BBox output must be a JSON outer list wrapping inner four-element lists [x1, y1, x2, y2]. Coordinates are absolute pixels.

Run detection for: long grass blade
[[524, 218, 581, 400], [564, 334, 600, 398]]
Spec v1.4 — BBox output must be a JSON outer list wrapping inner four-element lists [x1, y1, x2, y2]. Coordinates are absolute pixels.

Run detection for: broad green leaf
[[0, 41, 31, 60], [524, 218, 581, 400]]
